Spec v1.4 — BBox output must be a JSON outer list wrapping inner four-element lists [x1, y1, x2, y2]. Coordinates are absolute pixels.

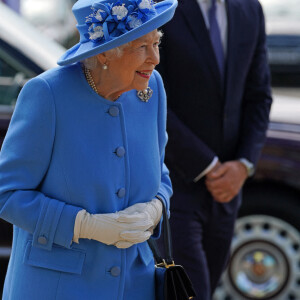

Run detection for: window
[[0, 38, 38, 113]]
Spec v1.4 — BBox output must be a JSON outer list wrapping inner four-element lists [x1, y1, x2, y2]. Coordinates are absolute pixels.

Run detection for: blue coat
[[0, 63, 172, 299]]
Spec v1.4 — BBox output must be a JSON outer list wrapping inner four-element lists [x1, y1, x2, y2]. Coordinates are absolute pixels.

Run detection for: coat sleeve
[[150, 70, 173, 239], [0, 77, 82, 251], [154, 70, 173, 213], [236, 1, 272, 165], [166, 109, 216, 181], [156, 41, 217, 183]]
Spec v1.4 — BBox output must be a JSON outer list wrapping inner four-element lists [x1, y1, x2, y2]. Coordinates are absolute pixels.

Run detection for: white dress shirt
[[193, 0, 228, 182]]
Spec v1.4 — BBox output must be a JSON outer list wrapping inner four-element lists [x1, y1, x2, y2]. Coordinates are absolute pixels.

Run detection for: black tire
[[240, 182, 300, 231], [213, 183, 300, 300]]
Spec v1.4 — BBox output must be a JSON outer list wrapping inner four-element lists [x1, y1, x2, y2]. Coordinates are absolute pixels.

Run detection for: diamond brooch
[[137, 87, 153, 102]]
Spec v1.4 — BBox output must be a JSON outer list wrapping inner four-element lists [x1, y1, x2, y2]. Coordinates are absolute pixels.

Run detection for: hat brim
[[57, 0, 177, 66]]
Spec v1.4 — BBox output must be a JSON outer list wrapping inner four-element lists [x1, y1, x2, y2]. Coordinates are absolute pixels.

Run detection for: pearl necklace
[[83, 66, 98, 95], [83, 66, 121, 101], [83, 65, 152, 102]]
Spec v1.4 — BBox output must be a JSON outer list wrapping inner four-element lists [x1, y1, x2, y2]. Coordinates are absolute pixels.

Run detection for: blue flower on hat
[[111, 2, 129, 22], [129, 0, 156, 20], [126, 0, 156, 29], [85, 0, 156, 43]]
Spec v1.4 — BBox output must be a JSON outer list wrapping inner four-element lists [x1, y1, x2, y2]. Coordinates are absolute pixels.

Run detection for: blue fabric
[[155, 267, 166, 300], [208, 0, 224, 80], [0, 63, 172, 299]]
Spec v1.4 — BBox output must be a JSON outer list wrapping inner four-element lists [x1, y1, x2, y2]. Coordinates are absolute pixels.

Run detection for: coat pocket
[[24, 241, 86, 275]]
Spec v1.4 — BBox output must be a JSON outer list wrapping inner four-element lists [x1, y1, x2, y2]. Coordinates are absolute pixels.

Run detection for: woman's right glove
[[73, 210, 153, 249]]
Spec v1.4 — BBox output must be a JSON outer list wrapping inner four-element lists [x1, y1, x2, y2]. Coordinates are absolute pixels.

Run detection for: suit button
[[110, 266, 121, 277], [108, 106, 119, 117], [38, 236, 47, 245], [117, 188, 126, 198], [116, 147, 125, 157]]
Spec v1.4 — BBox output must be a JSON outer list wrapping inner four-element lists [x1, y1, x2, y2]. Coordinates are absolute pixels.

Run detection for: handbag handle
[[148, 196, 174, 265]]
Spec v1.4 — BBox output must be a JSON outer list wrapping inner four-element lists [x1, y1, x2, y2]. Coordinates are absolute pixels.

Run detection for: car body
[[20, 0, 77, 46], [0, 2, 65, 291], [0, 2, 65, 136], [214, 89, 300, 300], [261, 0, 300, 76]]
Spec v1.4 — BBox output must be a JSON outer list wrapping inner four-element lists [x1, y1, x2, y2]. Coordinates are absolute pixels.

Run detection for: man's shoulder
[[233, 0, 262, 12]]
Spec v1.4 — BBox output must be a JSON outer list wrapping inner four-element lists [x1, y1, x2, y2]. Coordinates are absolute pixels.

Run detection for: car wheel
[[213, 215, 300, 300]]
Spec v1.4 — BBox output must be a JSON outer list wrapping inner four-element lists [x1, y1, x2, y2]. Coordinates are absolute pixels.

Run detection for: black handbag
[[148, 197, 196, 300]]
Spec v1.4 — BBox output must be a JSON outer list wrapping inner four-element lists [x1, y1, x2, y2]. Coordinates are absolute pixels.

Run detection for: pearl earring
[[103, 64, 108, 70]]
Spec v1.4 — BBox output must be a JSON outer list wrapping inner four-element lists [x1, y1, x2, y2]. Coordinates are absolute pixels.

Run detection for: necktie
[[208, 0, 224, 79]]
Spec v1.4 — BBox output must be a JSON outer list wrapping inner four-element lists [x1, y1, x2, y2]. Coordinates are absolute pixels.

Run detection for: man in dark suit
[[157, 0, 272, 298]]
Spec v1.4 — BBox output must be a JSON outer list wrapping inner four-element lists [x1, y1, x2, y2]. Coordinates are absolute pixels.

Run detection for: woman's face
[[106, 30, 161, 93]]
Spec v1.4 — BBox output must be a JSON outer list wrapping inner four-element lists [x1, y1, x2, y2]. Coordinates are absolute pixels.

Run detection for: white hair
[[82, 42, 132, 70], [82, 30, 163, 70]]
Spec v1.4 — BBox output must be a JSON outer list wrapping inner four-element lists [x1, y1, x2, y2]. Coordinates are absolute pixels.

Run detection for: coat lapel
[[179, 0, 222, 90]]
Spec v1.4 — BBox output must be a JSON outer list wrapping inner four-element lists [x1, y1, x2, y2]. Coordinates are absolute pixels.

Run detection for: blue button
[[116, 147, 125, 157], [38, 236, 47, 245], [117, 188, 126, 198], [110, 266, 121, 277], [108, 106, 119, 117]]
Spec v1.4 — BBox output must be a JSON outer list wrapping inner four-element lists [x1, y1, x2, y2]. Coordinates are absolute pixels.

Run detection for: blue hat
[[57, 0, 177, 66]]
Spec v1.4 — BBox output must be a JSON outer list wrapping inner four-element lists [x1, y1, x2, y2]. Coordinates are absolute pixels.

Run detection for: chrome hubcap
[[213, 215, 300, 300], [229, 240, 289, 298]]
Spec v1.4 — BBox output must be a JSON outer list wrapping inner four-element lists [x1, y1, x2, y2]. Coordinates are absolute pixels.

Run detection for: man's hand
[[205, 160, 248, 203]]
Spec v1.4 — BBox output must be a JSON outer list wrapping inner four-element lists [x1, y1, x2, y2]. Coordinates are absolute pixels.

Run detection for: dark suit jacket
[[157, 0, 272, 184]]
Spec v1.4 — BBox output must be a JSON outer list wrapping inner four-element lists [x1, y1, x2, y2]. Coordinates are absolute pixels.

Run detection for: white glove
[[118, 199, 163, 232], [73, 210, 153, 249]]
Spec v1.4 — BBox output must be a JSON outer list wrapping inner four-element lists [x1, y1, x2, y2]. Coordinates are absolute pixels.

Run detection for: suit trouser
[[159, 177, 240, 300]]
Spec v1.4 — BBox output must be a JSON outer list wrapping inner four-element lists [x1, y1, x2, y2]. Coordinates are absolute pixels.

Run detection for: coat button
[[117, 188, 126, 198], [108, 106, 119, 117], [116, 147, 125, 157], [38, 236, 48, 245], [110, 266, 121, 277]]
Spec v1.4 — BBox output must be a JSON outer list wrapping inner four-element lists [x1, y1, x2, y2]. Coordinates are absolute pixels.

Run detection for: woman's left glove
[[73, 210, 153, 248], [117, 199, 163, 232]]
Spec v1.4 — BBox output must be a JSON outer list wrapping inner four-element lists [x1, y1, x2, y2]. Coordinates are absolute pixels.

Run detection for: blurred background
[[0, 0, 300, 299]]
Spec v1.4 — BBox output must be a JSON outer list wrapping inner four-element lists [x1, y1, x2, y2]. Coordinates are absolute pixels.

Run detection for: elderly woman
[[0, 0, 177, 299]]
